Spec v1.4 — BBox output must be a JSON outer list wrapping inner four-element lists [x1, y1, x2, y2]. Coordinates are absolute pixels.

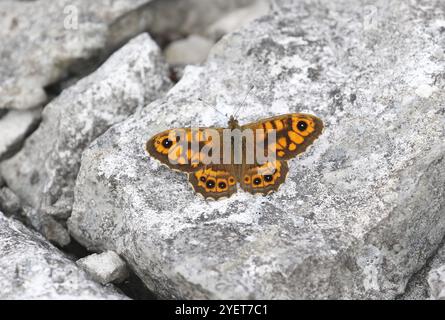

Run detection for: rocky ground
[[0, 0, 444, 300]]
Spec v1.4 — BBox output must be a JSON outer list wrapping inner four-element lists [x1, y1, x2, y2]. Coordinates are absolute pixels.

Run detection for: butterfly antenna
[[234, 85, 255, 118], [198, 98, 228, 119]]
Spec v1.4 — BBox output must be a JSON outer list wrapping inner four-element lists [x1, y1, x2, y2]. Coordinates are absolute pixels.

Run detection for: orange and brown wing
[[240, 161, 289, 195], [242, 113, 324, 160], [145, 127, 224, 173], [188, 165, 237, 200]]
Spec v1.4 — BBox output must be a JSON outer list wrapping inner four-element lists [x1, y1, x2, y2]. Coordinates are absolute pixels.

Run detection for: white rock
[[0, 212, 127, 299], [428, 265, 445, 300], [164, 35, 214, 65], [77, 251, 129, 285], [0, 108, 41, 159]]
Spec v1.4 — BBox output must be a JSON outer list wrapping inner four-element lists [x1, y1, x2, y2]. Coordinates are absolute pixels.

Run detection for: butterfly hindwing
[[188, 165, 237, 200], [239, 161, 289, 195], [242, 113, 324, 161]]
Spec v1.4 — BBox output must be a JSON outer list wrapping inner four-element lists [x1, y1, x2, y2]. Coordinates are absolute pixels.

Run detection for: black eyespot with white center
[[200, 176, 206, 182], [253, 177, 262, 185], [162, 138, 173, 148], [264, 175, 273, 182], [218, 182, 227, 189], [297, 121, 308, 132], [206, 179, 215, 189]]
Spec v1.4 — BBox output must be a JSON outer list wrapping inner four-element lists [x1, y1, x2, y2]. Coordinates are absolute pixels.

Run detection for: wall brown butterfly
[[146, 113, 323, 200]]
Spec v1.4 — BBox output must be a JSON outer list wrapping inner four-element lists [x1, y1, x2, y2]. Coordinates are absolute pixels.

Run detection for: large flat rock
[[0, 212, 127, 299], [429, 264, 445, 300], [68, 0, 445, 298]]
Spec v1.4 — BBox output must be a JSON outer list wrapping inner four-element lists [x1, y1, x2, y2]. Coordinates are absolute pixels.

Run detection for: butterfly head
[[228, 115, 240, 129]]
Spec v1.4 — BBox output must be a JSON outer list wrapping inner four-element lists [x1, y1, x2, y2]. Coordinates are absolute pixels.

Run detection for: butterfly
[[145, 113, 323, 200]]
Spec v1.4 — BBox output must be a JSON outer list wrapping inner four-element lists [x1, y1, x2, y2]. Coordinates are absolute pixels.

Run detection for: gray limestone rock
[[0, 0, 262, 111], [67, 0, 445, 299], [1, 33, 171, 246], [0, 187, 70, 245], [0, 108, 41, 160], [77, 251, 129, 285], [0, 187, 22, 216], [0, 0, 156, 111], [0, 212, 127, 299], [401, 239, 445, 300], [428, 265, 445, 300]]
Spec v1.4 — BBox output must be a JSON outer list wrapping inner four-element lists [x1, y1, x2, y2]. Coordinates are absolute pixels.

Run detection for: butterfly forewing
[[241, 113, 324, 160], [145, 127, 226, 173]]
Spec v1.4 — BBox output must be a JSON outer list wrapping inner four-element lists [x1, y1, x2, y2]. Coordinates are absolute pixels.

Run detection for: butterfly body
[[146, 113, 323, 200]]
